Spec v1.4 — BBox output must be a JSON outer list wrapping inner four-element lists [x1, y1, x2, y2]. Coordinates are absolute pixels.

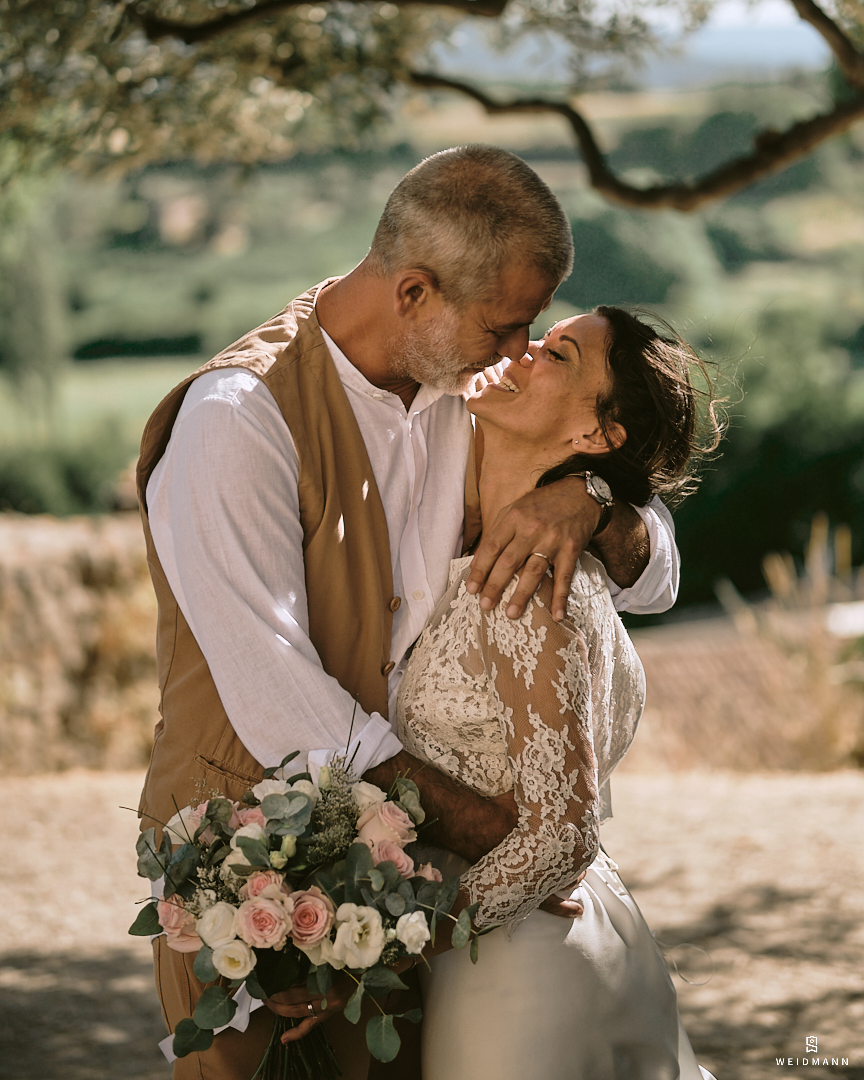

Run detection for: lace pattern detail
[[396, 554, 645, 927]]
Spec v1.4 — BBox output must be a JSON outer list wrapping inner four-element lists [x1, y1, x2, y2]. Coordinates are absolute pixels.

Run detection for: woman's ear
[[575, 421, 626, 454]]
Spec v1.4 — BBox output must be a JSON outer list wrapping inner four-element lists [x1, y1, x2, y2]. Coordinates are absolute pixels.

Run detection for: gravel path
[[2, 769, 863, 1079]]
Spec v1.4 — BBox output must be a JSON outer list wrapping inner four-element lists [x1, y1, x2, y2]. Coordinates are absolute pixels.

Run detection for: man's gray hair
[[367, 145, 574, 307]]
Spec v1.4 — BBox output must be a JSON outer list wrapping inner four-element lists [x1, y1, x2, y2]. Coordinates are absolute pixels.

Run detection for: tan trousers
[[152, 937, 422, 1080]]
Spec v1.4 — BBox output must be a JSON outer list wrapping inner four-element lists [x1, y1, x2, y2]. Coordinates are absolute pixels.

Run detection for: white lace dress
[[397, 554, 712, 1080]]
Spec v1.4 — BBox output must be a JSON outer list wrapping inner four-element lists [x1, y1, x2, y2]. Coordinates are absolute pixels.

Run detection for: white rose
[[331, 904, 385, 969], [230, 823, 267, 850], [212, 939, 256, 979], [196, 901, 238, 949], [251, 778, 291, 801], [395, 911, 431, 955], [221, 848, 251, 879], [164, 803, 205, 846], [351, 781, 387, 815], [297, 935, 345, 970], [289, 779, 319, 804]]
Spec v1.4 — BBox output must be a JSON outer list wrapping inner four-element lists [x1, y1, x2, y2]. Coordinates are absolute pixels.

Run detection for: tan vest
[[136, 281, 481, 835]]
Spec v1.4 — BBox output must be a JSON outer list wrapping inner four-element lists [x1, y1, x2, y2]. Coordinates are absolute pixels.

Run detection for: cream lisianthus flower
[[251, 778, 291, 801], [212, 939, 256, 979], [196, 901, 238, 949], [331, 904, 385, 968]]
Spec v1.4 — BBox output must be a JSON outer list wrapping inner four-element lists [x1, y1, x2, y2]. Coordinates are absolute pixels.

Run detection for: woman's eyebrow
[[558, 334, 582, 357]]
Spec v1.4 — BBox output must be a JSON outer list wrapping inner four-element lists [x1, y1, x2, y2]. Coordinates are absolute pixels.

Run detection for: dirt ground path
[[2, 769, 863, 1079]]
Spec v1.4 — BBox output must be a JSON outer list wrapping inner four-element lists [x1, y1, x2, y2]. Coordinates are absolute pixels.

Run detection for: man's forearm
[[590, 501, 650, 590], [363, 750, 517, 864]]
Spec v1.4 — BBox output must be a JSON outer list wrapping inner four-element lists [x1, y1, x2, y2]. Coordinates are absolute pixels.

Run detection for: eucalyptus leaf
[[384, 893, 405, 917], [206, 797, 235, 824], [172, 1018, 214, 1058], [128, 902, 161, 937], [244, 969, 268, 1000], [451, 908, 472, 949], [368, 868, 384, 892], [470, 936, 479, 964], [344, 982, 364, 1025], [279, 750, 301, 768], [434, 876, 461, 918], [366, 1014, 401, 1063], [378, 861, 401, 889], [235, 836, 272, 868], [193, 945, 218, 983], [345, 842, 374, 903], [361, 968, 408, 994], [283, 771, 312, 786], [193, 986, 237, 1030], [167, 843, 199, 886], [396, 1008, 423, 1024], [135, 829, 165, 880], [159, 829, 174, 865], [261, 793, 292, 819]]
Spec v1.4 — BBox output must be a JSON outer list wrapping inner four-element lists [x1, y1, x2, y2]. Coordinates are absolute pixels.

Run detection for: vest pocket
[[193, 753, 265, 803]]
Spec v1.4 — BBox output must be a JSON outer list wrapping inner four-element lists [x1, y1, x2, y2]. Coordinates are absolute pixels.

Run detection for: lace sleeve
[[461, 579, 600, 927]]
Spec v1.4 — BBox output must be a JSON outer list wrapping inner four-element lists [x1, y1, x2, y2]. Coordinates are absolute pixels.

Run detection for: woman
[[395, 306, 718, 1080]]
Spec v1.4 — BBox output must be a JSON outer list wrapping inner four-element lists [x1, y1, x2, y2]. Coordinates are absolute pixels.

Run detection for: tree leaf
[[368, 868, 384, 892], [193, 945, 218, 983], [361, 967, 408, 995], [235, 836, 271, 868], [434, 876, 461, 918], [172, 1018, 214, 1058], [193, 985, 237, 1030], [366, 1014, 401, 1063], [396, 1008, 423, 1024], [279, 750, 301, 769], [135, 828, 165, 880], [128, 902, 161, 936], [158, 829, 174, 866], [451, 908, 472, 949], [470, 936, 479, 965], [384, 893, 405, 917], [344, 982, 364, 1025]]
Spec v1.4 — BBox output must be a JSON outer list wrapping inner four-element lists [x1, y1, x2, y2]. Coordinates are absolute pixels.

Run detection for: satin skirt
[[419, 849, 713, 1080]]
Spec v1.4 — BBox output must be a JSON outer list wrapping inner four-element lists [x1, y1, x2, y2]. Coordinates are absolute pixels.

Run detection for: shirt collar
[[319, 327, 447, 415]]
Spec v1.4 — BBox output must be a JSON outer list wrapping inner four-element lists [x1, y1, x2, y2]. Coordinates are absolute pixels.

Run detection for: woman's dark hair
[[536, 306, 722, 507]]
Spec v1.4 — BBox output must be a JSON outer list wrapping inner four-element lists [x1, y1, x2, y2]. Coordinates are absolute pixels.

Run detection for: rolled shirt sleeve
[[607, 497, 679, 615]]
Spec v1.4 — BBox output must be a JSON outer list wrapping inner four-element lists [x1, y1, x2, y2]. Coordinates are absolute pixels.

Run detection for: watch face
[[588, 475, 613, 504]]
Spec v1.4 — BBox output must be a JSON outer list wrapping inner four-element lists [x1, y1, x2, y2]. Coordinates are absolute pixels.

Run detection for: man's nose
[[499, 327, 530, 363]]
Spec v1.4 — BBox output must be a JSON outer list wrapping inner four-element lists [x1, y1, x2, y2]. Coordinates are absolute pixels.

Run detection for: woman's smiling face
[[467, 313, 618, 462]]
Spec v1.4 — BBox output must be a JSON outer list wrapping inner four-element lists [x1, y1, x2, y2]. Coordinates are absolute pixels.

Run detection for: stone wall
[[0, 513, 158, 774]]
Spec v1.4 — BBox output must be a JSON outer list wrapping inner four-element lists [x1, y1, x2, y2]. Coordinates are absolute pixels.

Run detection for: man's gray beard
[[389, 311, 480, 396]]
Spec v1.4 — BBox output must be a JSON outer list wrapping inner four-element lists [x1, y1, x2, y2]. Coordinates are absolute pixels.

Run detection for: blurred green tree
[[1, 0, 863, 210]]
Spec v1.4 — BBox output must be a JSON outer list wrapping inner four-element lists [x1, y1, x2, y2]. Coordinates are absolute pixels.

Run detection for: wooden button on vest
[[389, 596, 401, 612], [381, 661, 396, 675]]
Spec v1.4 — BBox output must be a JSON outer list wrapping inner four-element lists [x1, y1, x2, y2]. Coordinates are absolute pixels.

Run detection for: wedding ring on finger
[[530, 551, 553, 565]]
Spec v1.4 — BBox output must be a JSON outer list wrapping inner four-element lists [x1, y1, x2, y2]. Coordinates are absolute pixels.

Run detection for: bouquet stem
[[251, 1016, 342, 1080]]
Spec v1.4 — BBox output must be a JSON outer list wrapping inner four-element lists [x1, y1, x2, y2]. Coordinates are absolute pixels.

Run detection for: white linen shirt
[[147, 330, 679, 780]]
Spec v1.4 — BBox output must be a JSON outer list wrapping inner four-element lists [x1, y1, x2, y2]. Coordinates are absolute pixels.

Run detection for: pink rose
[[234, 897, 291, 949], [372, 840, 414, 878], [240, 870, 292, 901], [157, 897, 201, 953], [236, 806, 267, 830], [290, 887, 336, 948], [413, 862, 443, 883], [356, 801, 417, 850]]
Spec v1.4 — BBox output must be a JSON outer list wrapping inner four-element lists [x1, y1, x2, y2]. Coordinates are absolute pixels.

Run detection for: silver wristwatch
[[567, 471, 614, 536]]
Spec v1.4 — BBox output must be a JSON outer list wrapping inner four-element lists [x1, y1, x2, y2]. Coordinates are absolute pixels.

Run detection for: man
[[136, 145, 678, 1080]]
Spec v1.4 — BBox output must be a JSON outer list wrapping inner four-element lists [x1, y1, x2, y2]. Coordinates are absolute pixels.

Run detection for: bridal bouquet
[[130, 752, 485, 1079]]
